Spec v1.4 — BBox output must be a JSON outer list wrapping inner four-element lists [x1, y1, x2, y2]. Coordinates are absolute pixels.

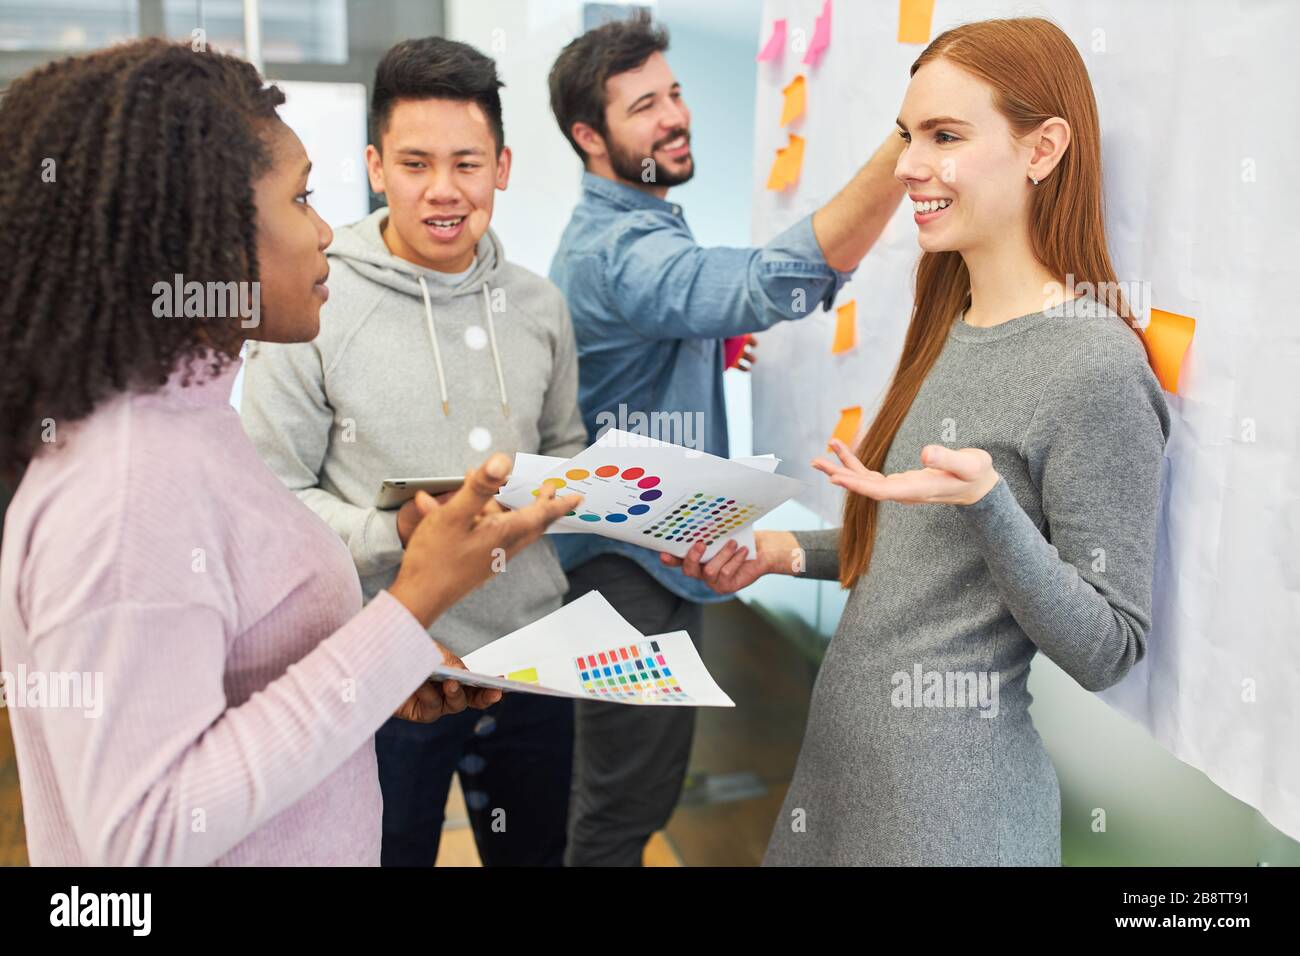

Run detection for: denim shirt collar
[[580, 171, 682, 217]]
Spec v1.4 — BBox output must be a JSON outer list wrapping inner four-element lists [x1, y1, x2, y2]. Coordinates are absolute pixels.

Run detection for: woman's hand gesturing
[[814, 439, 1000, 506]]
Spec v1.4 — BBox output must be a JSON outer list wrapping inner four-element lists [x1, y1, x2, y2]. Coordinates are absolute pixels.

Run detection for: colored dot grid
[[532, 465, 664, 522], [640, 493, 758, 547], [575, 638, 691, 703]]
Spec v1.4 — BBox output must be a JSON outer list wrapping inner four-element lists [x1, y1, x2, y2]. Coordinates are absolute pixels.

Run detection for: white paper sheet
[[497, 429, 802, 560], [427, 591, 735, 707]]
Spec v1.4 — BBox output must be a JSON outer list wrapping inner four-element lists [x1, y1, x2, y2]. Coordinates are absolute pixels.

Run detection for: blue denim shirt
[[548, 172, 852, 603]]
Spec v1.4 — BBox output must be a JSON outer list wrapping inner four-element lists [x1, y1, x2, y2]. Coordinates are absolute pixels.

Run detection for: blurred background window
[[163, 0, 347, 64], [0, 0, 138, 52]]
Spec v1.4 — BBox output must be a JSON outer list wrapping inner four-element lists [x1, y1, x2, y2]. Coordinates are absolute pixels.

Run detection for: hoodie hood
[[326, 206, 505, 298], [326, 206, 511, 416]]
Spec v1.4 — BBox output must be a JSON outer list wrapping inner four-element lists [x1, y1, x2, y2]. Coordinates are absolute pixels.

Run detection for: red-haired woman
[[665, 17, 1170, 866]]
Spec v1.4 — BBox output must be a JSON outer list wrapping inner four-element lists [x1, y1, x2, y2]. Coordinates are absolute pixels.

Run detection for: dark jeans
[[562, 554, 705, 866], [374, 689, 573, 866]]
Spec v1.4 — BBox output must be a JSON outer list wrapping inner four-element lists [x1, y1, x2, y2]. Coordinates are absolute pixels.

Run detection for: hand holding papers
[[428, 591, 734, 708], [496, 429, 804, 562]]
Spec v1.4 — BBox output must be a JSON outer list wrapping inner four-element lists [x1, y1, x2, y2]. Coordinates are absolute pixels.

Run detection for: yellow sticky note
[[780, 74, 806, 126], [507, 667, 540, 684], [830, 406, 863, 450], [832, 300, 857, 354], [898, 0, 934, 44], [1140, 307, 1196, 394], [765, 133, 805, 190]]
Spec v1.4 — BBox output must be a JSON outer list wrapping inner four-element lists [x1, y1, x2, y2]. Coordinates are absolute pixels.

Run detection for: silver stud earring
[[1030, 176, 1039, 185]]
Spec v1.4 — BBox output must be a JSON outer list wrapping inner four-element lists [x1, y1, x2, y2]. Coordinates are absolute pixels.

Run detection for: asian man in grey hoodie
[[241, 37, 587, 866]]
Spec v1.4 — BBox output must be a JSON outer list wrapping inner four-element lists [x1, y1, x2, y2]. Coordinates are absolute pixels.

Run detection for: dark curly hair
[[0, 39, 286, 477]]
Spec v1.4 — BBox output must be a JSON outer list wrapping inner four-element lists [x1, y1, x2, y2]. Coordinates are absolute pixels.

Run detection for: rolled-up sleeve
[[607, 211, 852, 341]]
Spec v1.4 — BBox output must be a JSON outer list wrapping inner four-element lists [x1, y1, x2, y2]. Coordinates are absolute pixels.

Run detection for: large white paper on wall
[[750, 0, 1299, 840]]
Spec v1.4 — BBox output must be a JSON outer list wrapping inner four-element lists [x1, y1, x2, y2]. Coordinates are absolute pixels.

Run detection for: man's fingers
[[681, 541, 707, 578], [412, 490, 439, 516], [703, 540, 739, 581], [720, 544, 751, 581]]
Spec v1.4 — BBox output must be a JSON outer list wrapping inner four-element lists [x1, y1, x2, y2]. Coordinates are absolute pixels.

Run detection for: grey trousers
[[561, 554, 704, 866]]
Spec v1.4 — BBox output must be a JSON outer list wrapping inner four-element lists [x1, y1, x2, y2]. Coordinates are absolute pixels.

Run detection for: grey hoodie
[[240, 207, 587, 655]]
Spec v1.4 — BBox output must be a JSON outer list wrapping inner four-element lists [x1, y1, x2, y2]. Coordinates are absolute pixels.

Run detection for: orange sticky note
[[1140, 307, 1196, 394], [832, 300, 857, 354], [780, 74, 806, 126], [765, 133, 805, 190], [830, 406, 863, 450], [898, 0, 934, 44]]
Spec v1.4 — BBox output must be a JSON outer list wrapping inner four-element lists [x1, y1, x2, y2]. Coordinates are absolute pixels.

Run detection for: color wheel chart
[[530, 463, 665, 524], [575, 637, 692, 703]]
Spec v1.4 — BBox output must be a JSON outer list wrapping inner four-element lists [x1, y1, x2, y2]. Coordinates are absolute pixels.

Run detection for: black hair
[[0, 39, 285, 476], [370, 36, 505, 153], [548, 9, 670, 163]]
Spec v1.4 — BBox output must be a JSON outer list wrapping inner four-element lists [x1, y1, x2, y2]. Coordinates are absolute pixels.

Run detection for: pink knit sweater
[[0, 353, 442, 865]]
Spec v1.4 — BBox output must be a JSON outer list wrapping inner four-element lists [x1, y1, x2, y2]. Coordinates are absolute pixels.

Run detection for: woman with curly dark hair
[[0, 39, 575, 865]]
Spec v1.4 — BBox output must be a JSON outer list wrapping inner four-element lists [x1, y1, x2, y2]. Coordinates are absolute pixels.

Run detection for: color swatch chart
[[575, 637, 692, 704], [448, 591, 736, 708], [640, 492, 760, 550], [532, 463, 663, 524], [496, 429, 806, 562]]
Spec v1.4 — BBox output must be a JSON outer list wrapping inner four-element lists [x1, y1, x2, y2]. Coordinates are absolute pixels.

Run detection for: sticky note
[[830, 406, 863, 450], [757, 18, 786, 61], [1140, 307, 1196, 394], [765, 133, 805, 191], [898, 0, 934, 44], [804, 0, 832, 66], [780, 74, 806, 126], [724, 335, 746, 369], [832, 300, 857, 354]]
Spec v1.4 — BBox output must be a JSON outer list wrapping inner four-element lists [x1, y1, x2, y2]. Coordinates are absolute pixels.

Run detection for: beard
[[607, 127, 695, 188]]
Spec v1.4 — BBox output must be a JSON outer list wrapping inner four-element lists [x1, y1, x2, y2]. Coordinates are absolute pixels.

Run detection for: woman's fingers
[[441, 454, 513, 527], [467, 687, 502, 709], [828, 438, 870, 474], [440, 679, 468, 714]]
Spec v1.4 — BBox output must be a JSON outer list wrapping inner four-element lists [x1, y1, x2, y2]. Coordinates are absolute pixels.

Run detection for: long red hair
[[838, 17, 1142, 589]]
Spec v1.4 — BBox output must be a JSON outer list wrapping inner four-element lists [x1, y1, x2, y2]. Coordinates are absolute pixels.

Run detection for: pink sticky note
[[803, 0, 832, 66], [757, 18, 787, 61]]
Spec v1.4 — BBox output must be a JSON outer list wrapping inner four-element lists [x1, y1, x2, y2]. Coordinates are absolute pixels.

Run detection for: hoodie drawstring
[[416, 275, 510, 419], [417, 276, 450, 416], [482, 283, 510, 418]]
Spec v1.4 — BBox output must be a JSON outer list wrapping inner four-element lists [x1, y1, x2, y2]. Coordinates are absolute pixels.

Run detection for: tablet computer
[[375, 476, 464, 510]]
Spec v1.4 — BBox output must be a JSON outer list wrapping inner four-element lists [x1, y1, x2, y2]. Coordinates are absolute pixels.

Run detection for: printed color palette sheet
[[496, 429, 803, 561], [428, 591, 734, 707]]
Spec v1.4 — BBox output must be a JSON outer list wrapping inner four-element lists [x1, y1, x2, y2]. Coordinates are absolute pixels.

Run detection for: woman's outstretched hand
[[813, 438, 1000, 506]]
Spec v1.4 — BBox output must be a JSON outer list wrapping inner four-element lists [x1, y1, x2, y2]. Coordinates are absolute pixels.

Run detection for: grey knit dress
[[764, 293, 1170, 866]]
